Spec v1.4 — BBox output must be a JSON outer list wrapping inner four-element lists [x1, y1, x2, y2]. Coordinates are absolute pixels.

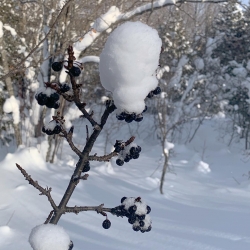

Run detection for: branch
[[69, 73, 100, 129], [89, 151, 118, 162], [16, 164, 58, 211], [65, 204, 112, 214], [60, 126, 83, 158], [44, 210, 54, 224]]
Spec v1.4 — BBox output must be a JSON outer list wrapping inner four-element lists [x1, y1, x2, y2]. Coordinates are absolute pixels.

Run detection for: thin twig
[[6, 211, 15, 226], [89, 151, 118, 162], [16, 164, 58, 211], [44, 210, 54, 224], [60, 127, 83, 158], [86, 125, 89, 142]]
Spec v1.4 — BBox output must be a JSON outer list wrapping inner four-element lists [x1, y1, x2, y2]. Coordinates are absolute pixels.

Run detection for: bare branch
[[86, 125, 89, 142], [65, 204, 112, 214], [89, 151, 118, 162], [16, 164, 58, 211], [60, 126, 83, 158], [44, 210, 54, 224]]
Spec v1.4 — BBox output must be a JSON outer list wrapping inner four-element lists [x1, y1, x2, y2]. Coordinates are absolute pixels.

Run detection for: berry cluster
[[35, 86, 60, 109], [114, 141, 141, 166], [147, 86, 161, 98], [111, 197, 152, 233], [51, 61, 82, 77], [42, 120, 62, 135], [59, 83, 70, 93], [76, 159, 91, 173], [116, 111, 144, 123]]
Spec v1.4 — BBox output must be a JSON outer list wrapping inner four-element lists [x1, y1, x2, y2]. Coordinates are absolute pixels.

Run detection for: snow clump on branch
[[99, 21, 162, 114], [29, 224, 71, 250]]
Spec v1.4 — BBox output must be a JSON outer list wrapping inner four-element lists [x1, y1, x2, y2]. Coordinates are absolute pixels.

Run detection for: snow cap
[[99, 21, 162, 114], [29, 224, 71, 250]]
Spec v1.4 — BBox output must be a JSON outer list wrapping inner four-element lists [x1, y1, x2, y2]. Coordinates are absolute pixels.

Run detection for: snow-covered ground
[[1, 116, 250, 250]]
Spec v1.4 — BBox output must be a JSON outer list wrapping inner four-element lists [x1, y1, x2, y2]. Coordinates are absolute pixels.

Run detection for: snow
[[0, 21, 3, 38], [3, 96, 20, 124], [232, 67, 247, 78], [2, 117, 250, 249], [99, 21, 162, 114], [73, 5, 121, 57], [78, 56, 100, 64], [36, 86, 57, 97], [29, 224, 71, 250], [164, 140, 174, 156], [93, 6, 121, 32], [3, 24, 17, 37], [194, 57, 204, 70], [44, 120, 57, 131]]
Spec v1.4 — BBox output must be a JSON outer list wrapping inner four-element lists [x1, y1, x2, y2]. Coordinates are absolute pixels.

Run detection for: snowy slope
[[1, 117, 250, 250]]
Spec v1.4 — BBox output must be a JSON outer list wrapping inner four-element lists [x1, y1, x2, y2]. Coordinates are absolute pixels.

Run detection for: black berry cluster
[[42, 120, 62, 135], [111, 197, 152, 233], [147, 86, 161, 98], [116, 111, 144, 123], [35, 86, 60, 109], [76, 159, 91, 173], [114, 141, 141, 166], [51, 61, 82, 77]]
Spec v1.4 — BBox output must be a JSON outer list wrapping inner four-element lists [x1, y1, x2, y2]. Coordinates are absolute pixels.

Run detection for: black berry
[[83, 161, 90, 172], [36, 93, 48, 106], [53, 124, 62, 134], [102, 219, 111, 229], [133, 226, 140, 232], [137, 214, 145, 220], [125, 114, 135, 123], [121, 197, 127, 203], [53, 101, 60, 109], [68, 241, 74, 250], [143, 105, 147, 113], [69, 66, 81, 77], [146, 206, 151, 214], [60, 84, 70, 93], [130, 147, 136, 156], [124, 155, 131, 163], [132, 153, 139, 159], [46, 97, 56, 108], [116, 112, 127, 120], [136, 146, 141, 153], [128, 217, 136, 224], [52, 62, 63, 72], [153, 86, 161, 95], [128, 205, 137, 214], [114, 146, 122, 153], [134, 114, 143, 122], [116, 159, 124, 166], [139, 220, 145, 227], [147, 91, 154, 98], [50, 92, 60, 102]]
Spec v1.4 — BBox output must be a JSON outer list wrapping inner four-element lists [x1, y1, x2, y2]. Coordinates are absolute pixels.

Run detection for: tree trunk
[[160, 151, 168, 194]]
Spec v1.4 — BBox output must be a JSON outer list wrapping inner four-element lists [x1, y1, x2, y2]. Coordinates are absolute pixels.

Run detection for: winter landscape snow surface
[[1, 117, 250, 250]]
